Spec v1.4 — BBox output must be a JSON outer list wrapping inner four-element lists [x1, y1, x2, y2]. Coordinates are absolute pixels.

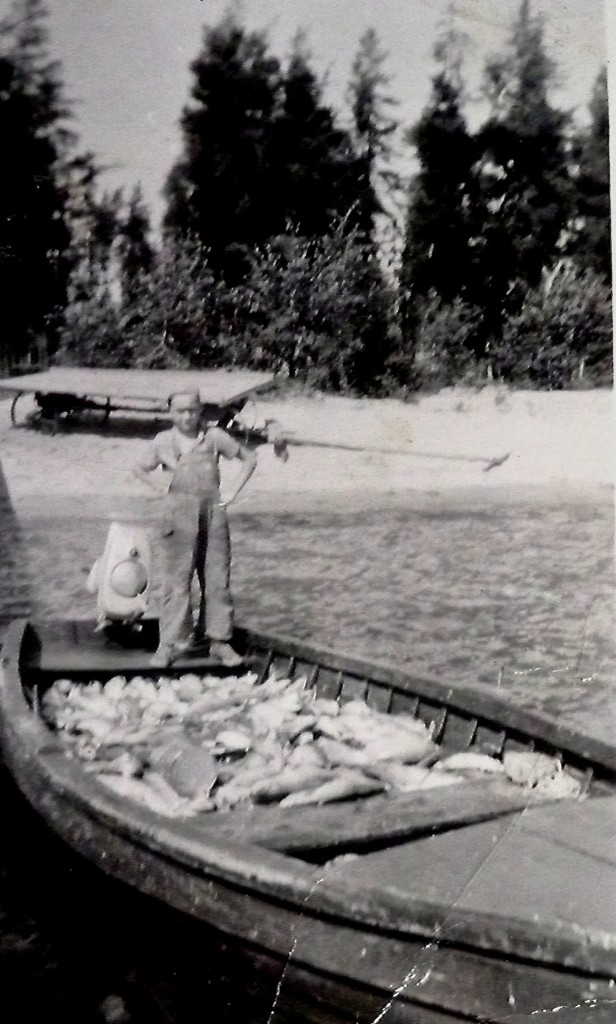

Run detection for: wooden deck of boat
[[20, 619, 239, 674], [333, 794, 616, 939]]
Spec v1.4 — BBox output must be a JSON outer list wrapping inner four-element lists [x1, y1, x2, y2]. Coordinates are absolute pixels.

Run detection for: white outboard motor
[[86, 521, 152, 632]]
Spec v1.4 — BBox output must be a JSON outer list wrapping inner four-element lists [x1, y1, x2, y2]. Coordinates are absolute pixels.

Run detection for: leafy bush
[[58, 237, 227, 369], [56, 229, 612, 395], [56, 265, 127, 367], [231, 224, 396, 393], [493, 260, 613, 388], [403, 292, 486, 389]]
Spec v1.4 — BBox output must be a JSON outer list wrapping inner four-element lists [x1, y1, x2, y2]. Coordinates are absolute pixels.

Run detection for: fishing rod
[[230, 418, 511, 473]]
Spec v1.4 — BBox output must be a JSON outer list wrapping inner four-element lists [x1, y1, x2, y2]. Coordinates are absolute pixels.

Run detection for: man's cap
[[168, 390, 202, 409]]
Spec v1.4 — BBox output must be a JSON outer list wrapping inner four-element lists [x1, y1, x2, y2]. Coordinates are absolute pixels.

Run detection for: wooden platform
[[1, 368, 275, 414], [21, 619, 252, 676]]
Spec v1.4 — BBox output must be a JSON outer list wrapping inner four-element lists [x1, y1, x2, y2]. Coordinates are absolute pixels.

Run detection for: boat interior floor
[[328, 794, 616, 937]]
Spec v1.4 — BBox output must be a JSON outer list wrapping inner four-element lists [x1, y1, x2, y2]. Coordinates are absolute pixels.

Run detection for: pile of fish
[[41, 671, 584, 819]]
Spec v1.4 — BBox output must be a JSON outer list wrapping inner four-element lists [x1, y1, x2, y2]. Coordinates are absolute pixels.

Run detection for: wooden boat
[[1, 617, 616, 1023]]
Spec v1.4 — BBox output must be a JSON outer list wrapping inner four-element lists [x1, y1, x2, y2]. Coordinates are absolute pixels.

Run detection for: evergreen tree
[[347, 28, 400, 240], [164, 14, 283, 280], [572, 68, 610, 282], [118, 185, 154, 305], [400, 18, 477, 349], [272, 32, 361, 236], [0, 0, 71, 364], [401, 75, 476, 303], [474, 0, 573, 315], [56, 182, 126, 367]]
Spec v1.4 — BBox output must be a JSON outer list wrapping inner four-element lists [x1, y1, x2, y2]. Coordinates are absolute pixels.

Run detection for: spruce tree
[[399, 17, 477, 352], [164, 14, 283, 280], [474, 0, 573, 315], [272, 32, 360, 236], [56, 182, 126, 367], [347, 28, 400, 240], [0, 0, 71, 364], [118, 185, 154, 305], [573, 68, 610, 282]]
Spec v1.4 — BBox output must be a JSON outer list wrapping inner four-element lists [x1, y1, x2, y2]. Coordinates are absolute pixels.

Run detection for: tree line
[[0, 0, 611, 392]]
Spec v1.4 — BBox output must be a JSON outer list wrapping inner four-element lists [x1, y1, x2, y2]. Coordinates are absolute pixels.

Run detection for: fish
[[125, 678, 160, 703], [366, 763, 432, 791], [52, 678, 76, 696], [55, 670, 580, 817], [315, 716, 346, 741], [144, 769, 202, 811], [214, 768, 281, 809], [316, 737, 370, 768], [116, 696, 144, 726], [253, 677, 296, 700], [98, 773, 189, 817], [435, 752, 505, 774], [533, 769, 584, 800], [214, 729, 252, 754], [502, 751, 561, 787], [341, 701, 433, 738], [251, 767, 335, 803], [339, 699, 373, 717], [249, 702, 291, 734], [184, 685, 255, 722], [65, 692, 120, 721], [173, 674, 206, 701], [104, 675, 128, 700], [280, 770, 383, 807], [306, 698, 340, 717], [216, 751, 271, 784], [420, 771, 465, 789], [73, 715, 119, 741], [285, 744, 326, 770], [84, 751, 141, 778], [361, 733, 438, 765], [276, 715, 317, 743]]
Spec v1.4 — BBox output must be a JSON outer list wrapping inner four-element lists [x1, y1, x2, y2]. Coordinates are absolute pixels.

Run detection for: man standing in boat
[[134, 390, 257, 668]]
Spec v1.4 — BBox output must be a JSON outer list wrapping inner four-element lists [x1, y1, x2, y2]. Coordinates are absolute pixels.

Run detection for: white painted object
[[86, 520, 152, 628]]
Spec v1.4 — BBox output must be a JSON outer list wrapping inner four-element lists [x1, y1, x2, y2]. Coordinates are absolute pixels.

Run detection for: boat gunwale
[[2, 617, 616, 980]]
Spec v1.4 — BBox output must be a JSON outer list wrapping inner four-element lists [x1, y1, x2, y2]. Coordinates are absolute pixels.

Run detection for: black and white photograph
[[0, 0, 613, 1021]]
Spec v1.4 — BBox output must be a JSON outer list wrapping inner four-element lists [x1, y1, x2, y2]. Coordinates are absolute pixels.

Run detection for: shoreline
[[1, 387, 613, 522]]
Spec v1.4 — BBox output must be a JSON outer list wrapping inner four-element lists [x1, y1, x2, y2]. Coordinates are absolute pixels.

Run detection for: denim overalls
[[158, 432, 233, 649]]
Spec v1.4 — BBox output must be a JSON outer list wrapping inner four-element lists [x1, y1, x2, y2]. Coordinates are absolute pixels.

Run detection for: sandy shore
[[1, 386, 613, 519]]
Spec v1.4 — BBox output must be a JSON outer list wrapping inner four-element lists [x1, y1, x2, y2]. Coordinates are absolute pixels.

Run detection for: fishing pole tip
[[483, 452, 512, 472]]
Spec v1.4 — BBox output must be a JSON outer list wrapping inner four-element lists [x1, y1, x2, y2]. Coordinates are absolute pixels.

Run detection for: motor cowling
[[86, 521, 152, 628]]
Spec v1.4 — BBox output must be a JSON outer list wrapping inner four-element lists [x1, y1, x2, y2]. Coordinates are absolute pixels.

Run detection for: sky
[[10, 0, 608, 227]]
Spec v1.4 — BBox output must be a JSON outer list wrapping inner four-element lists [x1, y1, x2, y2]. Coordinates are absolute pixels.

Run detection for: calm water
[[19, 490, 616, 740], [1, 490, 614, 1021], [231, 494, 615, 740]]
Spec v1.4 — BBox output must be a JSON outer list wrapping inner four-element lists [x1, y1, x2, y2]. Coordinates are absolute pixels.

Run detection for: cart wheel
[[10, 392, 40, 428]]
